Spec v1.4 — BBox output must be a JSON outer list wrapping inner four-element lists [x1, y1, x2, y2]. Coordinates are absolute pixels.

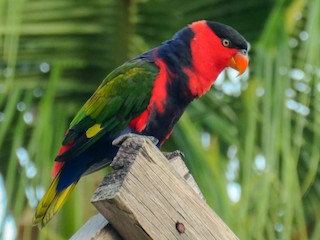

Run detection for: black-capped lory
[[33, 20, 248, 227]]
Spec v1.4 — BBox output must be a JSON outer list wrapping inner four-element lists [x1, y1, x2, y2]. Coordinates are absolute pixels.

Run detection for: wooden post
[[70, 213, 121, 240], [71, 136, 238, 240]]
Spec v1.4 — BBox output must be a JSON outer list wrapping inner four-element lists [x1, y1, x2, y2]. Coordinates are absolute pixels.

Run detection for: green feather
[[57, 60, 159, 161]]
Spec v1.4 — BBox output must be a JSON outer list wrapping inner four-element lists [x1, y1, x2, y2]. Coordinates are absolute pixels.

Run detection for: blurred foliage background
[[0, 0, 319, 239]]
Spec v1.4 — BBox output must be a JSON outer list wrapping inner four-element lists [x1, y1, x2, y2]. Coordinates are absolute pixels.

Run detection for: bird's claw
[[112, 133, 159, 147], [163, 150, 185, 160]]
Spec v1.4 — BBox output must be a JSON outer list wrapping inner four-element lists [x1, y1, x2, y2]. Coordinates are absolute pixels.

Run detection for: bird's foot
[[112, 133, 159, 147], [162, 150, 185, 160]]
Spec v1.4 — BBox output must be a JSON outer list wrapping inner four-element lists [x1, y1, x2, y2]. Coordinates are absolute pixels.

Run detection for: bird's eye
[[222, 39, 230, 47]]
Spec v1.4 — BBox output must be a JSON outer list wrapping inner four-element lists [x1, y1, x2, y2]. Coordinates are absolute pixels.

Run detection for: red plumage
[[129, 58, 169, 132], [52, 136, 75, 177]]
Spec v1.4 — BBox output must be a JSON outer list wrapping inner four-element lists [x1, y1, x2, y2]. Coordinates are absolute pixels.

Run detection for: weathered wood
[[70, 148, 205, 240], [69, 213, 121, 240], [90, 136, 238, 240], [167, 156, 204, 201]]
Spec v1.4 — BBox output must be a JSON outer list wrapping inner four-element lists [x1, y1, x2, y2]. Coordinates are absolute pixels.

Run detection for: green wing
[[56, 59, 159, 162]]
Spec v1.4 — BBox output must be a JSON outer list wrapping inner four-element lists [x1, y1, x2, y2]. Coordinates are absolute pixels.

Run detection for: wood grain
[[69, 213, 121, 240], [90, 136, 238, 240]]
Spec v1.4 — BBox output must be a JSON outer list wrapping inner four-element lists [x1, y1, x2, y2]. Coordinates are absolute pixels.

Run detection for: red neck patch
[[187, 21, 237, 97]]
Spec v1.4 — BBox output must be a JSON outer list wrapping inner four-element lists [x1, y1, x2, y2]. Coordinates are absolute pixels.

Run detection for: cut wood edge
[[90, 136, 238, 240]]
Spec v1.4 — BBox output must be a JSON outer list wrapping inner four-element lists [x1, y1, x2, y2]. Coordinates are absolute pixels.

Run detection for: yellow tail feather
[[33, 172, 78, 228]]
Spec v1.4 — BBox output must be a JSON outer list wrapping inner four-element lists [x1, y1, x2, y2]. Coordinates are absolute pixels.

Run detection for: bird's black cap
[[206, 21, 248, 51]]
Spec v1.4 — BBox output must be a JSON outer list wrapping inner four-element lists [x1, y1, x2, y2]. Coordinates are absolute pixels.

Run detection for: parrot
[[33, 20, 248, 227]]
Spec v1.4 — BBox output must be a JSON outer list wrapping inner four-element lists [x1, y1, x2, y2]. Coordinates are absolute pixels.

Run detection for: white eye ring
[[222, 39, 230, 47]]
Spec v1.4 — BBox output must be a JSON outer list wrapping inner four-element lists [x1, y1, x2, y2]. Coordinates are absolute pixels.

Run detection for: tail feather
[[33, 171, 78, 228]]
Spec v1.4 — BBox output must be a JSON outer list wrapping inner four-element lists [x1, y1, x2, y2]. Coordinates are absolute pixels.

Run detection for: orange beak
[[228, 50, 249, 76]]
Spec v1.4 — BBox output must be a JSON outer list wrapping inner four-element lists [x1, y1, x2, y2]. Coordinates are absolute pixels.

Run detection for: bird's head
[[188, 20, 249, 79]]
